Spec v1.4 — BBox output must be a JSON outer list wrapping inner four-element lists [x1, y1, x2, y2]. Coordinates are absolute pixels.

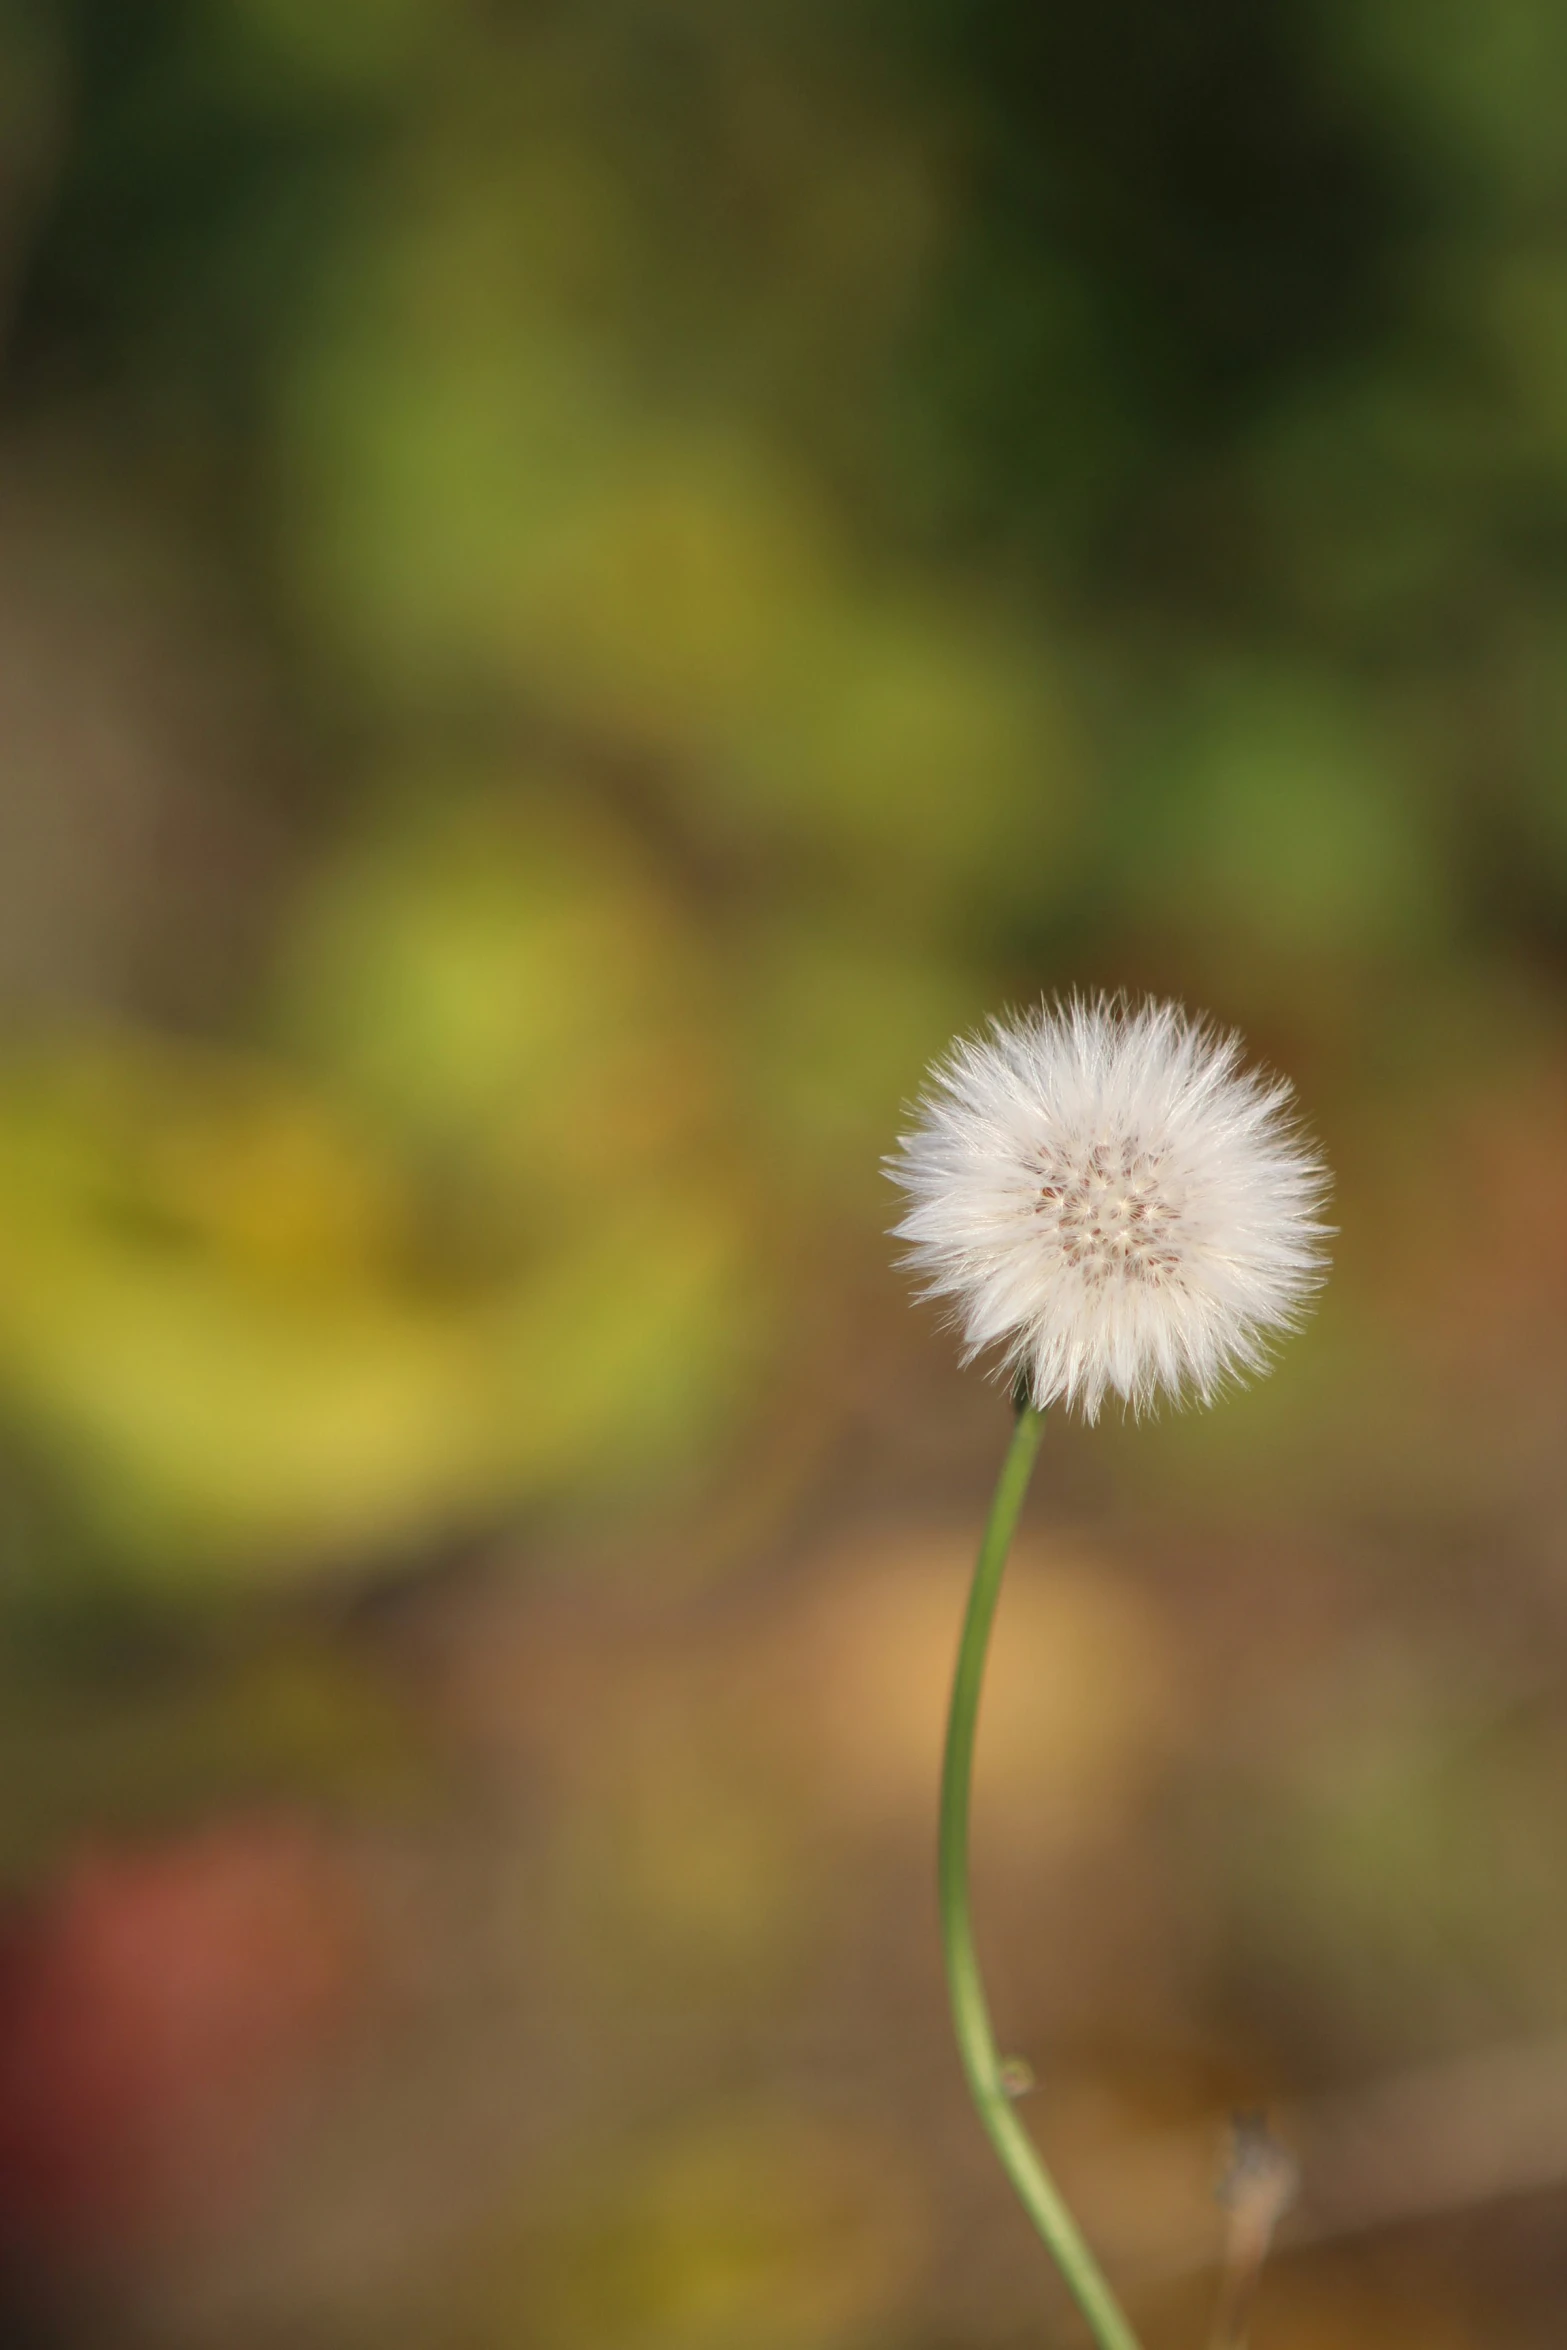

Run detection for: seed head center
[[1036, 1135, 1183, 1286]]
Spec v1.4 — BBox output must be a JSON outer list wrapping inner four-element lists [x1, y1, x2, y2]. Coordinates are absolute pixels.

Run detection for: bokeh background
[[1, 2, 1567, 2343]]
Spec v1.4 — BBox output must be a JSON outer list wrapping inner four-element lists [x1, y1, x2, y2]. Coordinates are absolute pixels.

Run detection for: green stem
[[938, 1401, 1145, 2350]]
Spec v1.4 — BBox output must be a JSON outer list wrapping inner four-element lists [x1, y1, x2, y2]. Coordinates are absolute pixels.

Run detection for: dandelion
[[889, 995, 1331, 1421], [889, 996, 1330, 2350]]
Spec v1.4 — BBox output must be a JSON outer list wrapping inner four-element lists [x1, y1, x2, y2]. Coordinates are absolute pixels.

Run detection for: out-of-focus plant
[[4, 0, 1566, 1598]]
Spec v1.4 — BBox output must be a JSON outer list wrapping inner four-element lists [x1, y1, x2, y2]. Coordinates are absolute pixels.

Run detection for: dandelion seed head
[[887, 995, 1332, 1420]]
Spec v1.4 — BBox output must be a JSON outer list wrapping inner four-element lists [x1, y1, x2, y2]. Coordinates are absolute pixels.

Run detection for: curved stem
[[938, 1401, 1145, 2350]]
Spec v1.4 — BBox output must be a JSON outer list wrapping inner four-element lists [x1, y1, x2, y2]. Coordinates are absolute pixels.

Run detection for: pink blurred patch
[[0, 1815, 365, 2263]]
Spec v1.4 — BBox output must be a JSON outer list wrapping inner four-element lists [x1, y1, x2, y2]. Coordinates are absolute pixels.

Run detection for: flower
[[888, 995, 1331, 1419]]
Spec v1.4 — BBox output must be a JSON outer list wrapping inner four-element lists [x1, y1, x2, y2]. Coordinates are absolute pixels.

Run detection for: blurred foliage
[[2, 3, 1567, 2343], [0, 1637, 428, 1881], [438, 2110, 922, 2350], [0, 0, 1564, 1582]]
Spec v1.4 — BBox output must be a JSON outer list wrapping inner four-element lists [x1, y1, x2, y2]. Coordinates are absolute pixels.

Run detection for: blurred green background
[[1, 1, 1567, 2343]]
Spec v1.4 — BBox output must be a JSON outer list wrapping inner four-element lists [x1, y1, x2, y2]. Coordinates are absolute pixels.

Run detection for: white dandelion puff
[[888, 995, 1331, 1421]]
